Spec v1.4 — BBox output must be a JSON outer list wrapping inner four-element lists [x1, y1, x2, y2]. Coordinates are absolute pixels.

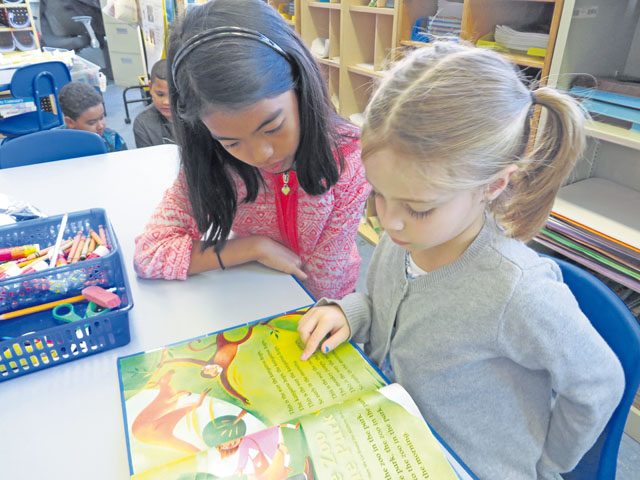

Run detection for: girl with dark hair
[[133, 0, 369, 299]]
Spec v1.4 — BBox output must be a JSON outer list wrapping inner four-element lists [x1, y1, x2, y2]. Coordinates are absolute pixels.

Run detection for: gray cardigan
[[325, 221, 624, 479]]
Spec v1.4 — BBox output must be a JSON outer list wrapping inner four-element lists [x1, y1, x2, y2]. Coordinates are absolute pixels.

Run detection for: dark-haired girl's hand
[[251, 236, 308, 281]]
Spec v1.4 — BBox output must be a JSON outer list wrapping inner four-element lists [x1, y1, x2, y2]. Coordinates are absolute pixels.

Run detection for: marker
[[0, 244, 40, 262]]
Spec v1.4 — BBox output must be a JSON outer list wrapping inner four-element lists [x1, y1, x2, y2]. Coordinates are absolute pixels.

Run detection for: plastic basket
[[0, 209, 133, 382], [70, 55, 102, 91]]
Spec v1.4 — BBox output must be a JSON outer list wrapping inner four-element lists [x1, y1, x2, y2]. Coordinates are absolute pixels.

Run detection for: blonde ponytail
[[362, 43, 587, 242], [498, 87, 587, 240]]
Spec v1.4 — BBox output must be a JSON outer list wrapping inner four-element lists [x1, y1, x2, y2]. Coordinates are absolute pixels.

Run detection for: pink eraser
[[82, 286, 121, 309]]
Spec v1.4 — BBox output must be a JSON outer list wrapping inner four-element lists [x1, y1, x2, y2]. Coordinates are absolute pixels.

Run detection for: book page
[[131, 420, 314, 479], [298, 386, 459, 480], [118, 310, 386, 475], [129, 384, 460, 480]]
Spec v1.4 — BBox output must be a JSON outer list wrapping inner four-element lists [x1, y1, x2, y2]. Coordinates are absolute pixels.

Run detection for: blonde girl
[[298, 43, 624, 479]]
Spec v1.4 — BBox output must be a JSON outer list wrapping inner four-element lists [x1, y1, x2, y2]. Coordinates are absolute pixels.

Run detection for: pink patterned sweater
[[134, 130, 370, 300]]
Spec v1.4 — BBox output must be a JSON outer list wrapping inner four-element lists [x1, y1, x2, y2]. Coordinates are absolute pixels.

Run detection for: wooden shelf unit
[[269, 1, 301, 32], [584, 121, 640, 151], [349, 5, 395, 15], [544, 0, 640, 441], [310, 1, 341, 9], [300, 0, 400, 120], [298, 1, 566, 121], [0, 1, 40, 54]]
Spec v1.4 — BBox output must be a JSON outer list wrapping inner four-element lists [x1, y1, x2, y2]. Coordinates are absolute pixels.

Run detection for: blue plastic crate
[[0, 209, 133, 381]]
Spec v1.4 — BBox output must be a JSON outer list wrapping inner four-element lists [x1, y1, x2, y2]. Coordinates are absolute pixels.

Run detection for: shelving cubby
[[544, 0, 640, 441], [0, 1, 40, 54], [269, 1, 300, 30], [339, 1, 400, 120], [397, 0, 439, 48], [461, 0, 562, 73]]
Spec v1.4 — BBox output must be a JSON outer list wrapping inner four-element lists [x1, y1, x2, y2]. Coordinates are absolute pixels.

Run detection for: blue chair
[[0, 129, 107, 169], [0, 61, 71, 138], [548, 256, 640, 480]]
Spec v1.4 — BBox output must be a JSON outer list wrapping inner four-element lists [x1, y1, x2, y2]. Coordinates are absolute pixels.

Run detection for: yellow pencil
[[0, 295, 85, 321]]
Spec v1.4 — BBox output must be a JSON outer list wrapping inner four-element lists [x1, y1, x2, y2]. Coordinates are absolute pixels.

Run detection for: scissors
[[52, 301, 110, 324]]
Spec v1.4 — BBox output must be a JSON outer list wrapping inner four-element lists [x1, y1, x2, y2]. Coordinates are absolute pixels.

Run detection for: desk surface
[[0, 146, 315, 479]]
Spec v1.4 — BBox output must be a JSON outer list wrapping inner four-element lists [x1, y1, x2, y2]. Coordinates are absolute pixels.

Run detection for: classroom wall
[[559, 0, 640, 80], [624, 13, 640, 77]]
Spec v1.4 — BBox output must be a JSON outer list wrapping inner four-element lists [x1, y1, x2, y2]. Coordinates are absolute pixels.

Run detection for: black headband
[[171, 26, 290, 86]]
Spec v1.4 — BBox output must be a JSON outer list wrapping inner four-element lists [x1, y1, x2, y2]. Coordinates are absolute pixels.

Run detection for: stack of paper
[[494, 25, 548, 52], [428, 16, 462, 37], [536, 178, 640, 292]]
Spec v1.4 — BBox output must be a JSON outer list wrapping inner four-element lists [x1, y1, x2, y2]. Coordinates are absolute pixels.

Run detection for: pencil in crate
[[67, 232, 83, 264], [88, 238, 96, 256], [24, 239, 73, 261], [79, 235, 92, 261], [90, 229, 104, 246], [71, 235, 85, 263]]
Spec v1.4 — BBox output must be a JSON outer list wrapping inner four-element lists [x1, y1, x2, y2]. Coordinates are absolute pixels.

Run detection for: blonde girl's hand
[[252, 236, 308, 281], [298, 305, 350, 361]]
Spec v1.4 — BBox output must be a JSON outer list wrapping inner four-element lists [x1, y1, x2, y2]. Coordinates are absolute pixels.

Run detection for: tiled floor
[[103, 80, 640, 479]]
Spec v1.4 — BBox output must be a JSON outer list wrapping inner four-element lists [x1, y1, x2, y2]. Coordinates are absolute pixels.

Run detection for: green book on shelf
[[117, 308, 460, 479]]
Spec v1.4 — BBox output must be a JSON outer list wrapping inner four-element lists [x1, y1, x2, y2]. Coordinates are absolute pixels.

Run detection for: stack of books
[[570, 81, 640, 132], [411, 16, 461, 43], [0, 96, 36, 119], [428, 16, 462, 38], [537, 178, 640, 293]]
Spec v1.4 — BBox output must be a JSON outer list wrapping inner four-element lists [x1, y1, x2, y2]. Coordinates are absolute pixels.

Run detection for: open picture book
[[117, 308, 467, 479]]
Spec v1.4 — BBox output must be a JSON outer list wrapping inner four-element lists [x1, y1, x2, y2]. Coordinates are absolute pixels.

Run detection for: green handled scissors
[[52, 302, 110, 324]]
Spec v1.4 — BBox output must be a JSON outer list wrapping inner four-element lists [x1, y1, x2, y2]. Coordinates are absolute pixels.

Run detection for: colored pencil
[[0, 295, 85, 321]]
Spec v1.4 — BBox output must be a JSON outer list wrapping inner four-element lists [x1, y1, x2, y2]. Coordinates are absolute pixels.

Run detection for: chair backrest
[[0, 129, 107, 169], [549, 257, 640, 480], [0, 61, 71, 137], [40, 0, 106, 51]]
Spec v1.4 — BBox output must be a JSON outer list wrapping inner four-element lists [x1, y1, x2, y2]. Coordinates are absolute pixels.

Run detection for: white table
[[0, 145, 314, 479]]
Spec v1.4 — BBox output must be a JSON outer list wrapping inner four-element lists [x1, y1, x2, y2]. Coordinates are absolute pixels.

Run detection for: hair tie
[[214, 244, 226, 271]]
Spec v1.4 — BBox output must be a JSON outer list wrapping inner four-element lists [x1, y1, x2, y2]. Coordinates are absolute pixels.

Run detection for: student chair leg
[[122, 85, 151, 124]]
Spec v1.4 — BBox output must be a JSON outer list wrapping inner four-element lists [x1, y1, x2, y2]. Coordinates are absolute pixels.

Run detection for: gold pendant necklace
[[281, 171, 290, 195]]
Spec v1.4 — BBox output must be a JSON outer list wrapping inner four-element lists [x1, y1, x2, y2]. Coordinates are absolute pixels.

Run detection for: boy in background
[[58, 82, 128, 152], [133, 60, 175, 148]]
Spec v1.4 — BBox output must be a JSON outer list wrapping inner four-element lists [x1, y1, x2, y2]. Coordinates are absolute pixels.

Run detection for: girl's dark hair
[[168, 0, 351, 249]]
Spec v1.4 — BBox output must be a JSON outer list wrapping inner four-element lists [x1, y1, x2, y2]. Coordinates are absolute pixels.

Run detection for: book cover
[[117, 308, 460, 479]]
